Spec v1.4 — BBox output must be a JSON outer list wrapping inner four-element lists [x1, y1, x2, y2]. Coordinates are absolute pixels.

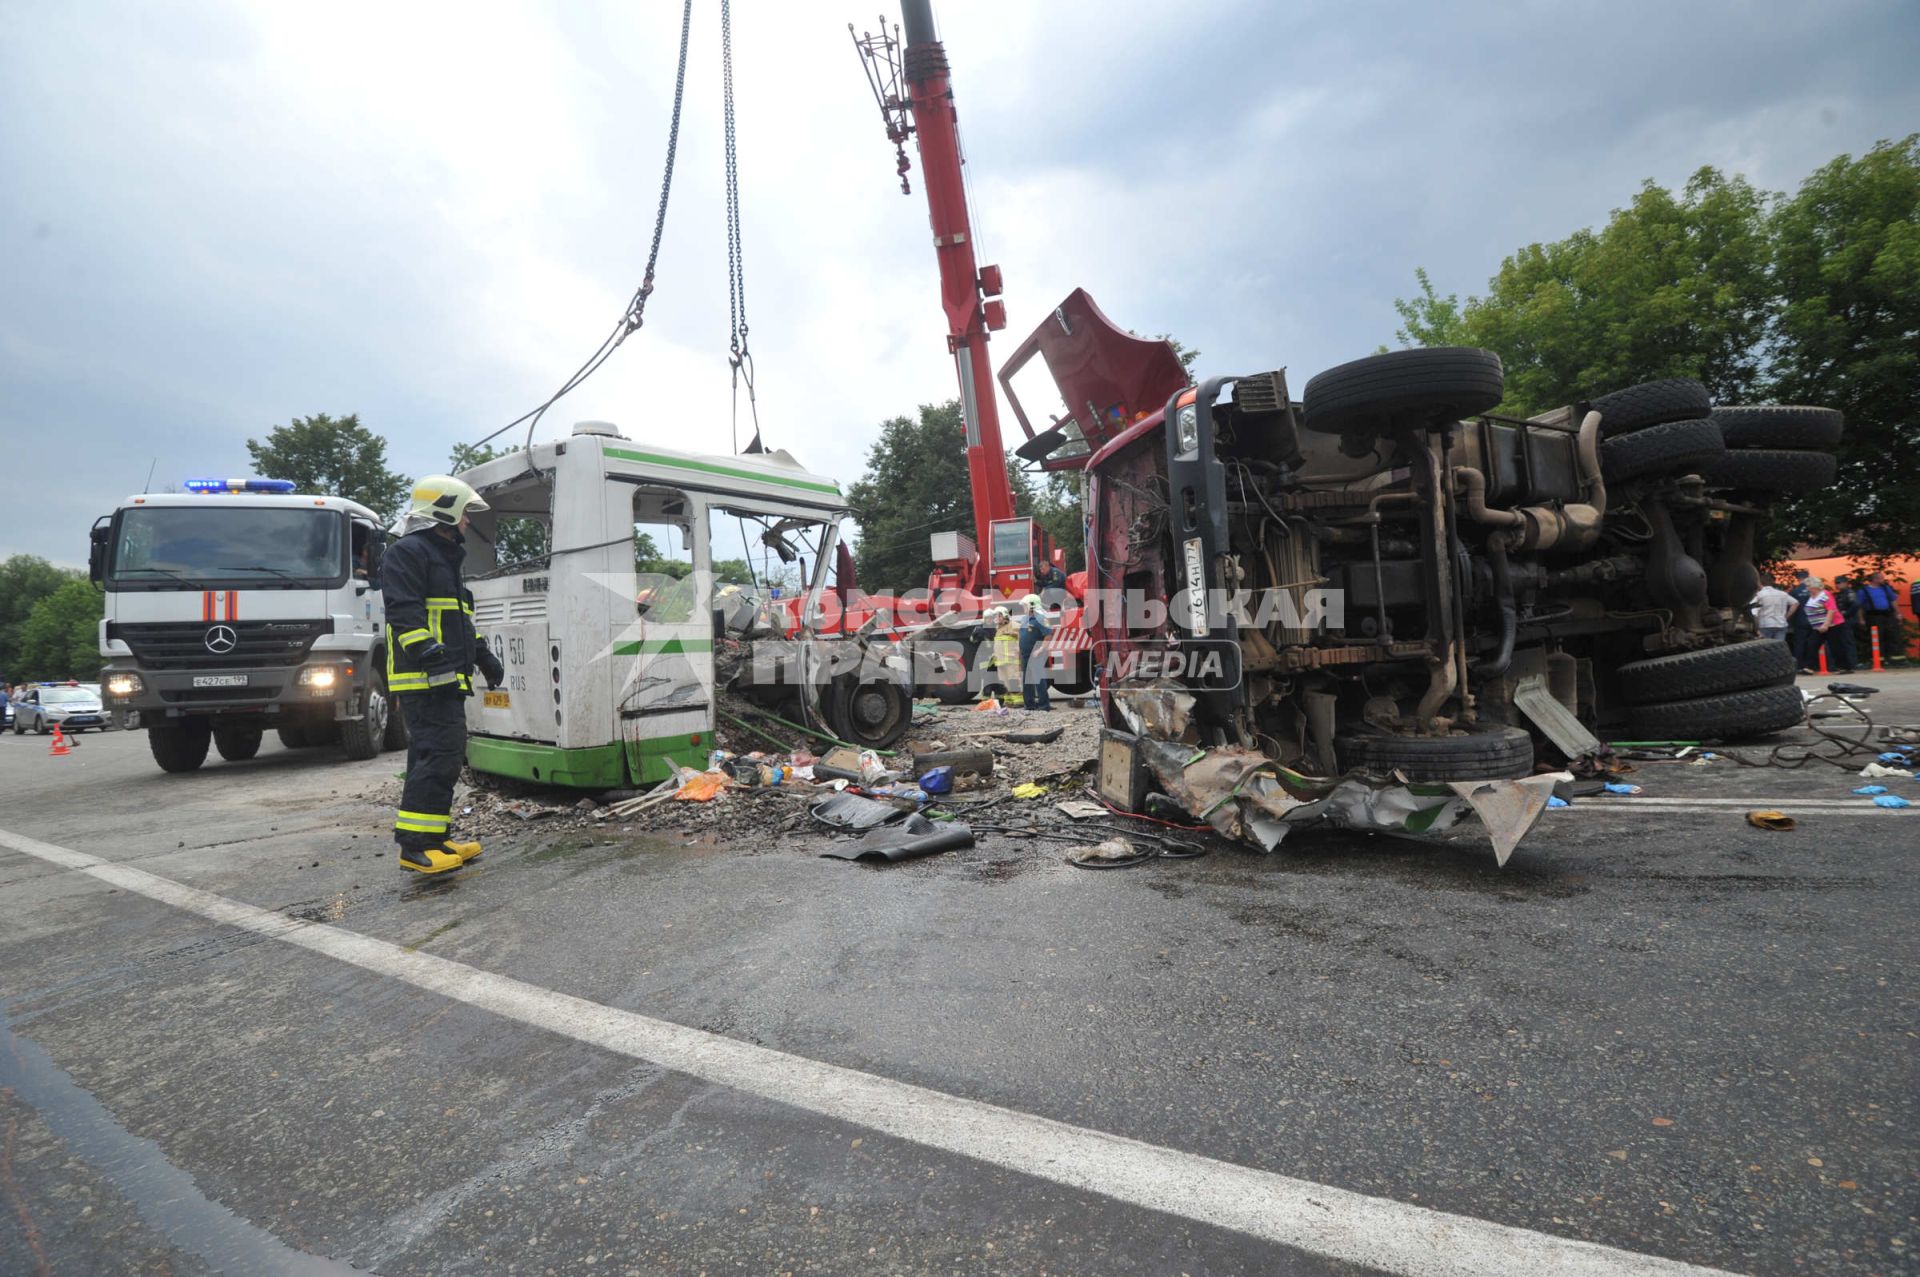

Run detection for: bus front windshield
[[110, 506, 346, 587]]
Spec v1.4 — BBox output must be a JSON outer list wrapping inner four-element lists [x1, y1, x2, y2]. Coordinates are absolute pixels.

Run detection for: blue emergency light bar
[[184, 478, 298, 494]]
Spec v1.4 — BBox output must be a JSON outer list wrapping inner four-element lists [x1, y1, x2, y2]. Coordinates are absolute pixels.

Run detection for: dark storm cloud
[[2, 0, 1915, 565]]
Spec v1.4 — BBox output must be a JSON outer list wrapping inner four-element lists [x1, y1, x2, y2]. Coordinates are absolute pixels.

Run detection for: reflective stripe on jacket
[[383, 528, 477, 695]]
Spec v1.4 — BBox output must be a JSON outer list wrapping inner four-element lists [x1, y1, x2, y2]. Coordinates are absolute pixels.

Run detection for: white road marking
[[1601, 796, 1898, 807], [1557, 800, 1899, 816], [0, 826, 1738, 1277]]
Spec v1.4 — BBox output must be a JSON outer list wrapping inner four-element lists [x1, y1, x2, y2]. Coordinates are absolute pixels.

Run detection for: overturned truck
[[1009, 291, 1839, 796]]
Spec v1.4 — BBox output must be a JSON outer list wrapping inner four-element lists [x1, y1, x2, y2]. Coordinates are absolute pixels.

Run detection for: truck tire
[[1599, 417, 1725, 483], [383, 692, 410, 750], [932, 636, 994, 705], [1334, 724, 1535, 780], [213, 725, 263, 761], [1710, 405, 1844, 449], [1614, 639, 1797, 706], [1699, 448, 1837, 494], [826, 675, 912, 750], [1626, 684, 1805, 742], [149, 720, 212, 773], [277, 725, 313, 749], [1585, 378, 1710, 437], [339, 678, 389, 761], [1302, 347, 1505, 436]]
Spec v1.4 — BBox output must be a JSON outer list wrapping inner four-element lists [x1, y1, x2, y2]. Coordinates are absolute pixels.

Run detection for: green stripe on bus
[[603, 446, 843, 496], [612, 637, 714, 656]]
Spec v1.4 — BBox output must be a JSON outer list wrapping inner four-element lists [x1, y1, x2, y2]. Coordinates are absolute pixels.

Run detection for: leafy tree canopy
[[1394, 138, 1918, 556], [0, 555, 78, 680], [17, 578, 103, 681], [246, 413, 409, 520]]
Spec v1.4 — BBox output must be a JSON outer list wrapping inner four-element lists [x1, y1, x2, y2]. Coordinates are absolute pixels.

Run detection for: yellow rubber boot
[[398, 845, 465, 875], [443, 837, 483, 863]]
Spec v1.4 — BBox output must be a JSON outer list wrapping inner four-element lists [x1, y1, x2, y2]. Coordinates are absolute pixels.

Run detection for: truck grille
[[114, 620, 329, 670]]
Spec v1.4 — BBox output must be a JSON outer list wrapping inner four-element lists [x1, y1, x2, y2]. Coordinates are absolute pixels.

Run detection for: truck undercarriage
[[1022, 293, 1840, 784]]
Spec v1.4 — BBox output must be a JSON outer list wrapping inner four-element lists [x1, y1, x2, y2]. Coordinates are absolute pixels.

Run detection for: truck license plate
[[191, 675, 248, 688], [483, 690, 511, 708]]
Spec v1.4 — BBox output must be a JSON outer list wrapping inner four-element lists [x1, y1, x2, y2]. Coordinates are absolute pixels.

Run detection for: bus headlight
[[106, 673, 143, 697], [298, 666, 339, 689]]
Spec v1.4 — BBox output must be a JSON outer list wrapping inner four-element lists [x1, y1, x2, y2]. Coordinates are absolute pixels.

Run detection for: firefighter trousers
[[394, 690, 467, 848]]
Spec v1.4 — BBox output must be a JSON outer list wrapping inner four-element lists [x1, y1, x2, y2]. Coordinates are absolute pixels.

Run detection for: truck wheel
[[214, 725, 263, 761], [277, 725, 313, 749], [1584, 378, 1710, 437], [826, 675, 912, 750], [1613, 639, 1797, 706], [1710, 405, 1844, 449], [149, 720, 212, 773], [383, 690, 410, 750], [1334, 724, 1534, 781], [1302, 347, 1505, 436], [1599, 417, 1725, 483], [1626, 684, 1805, 742], [339, 680, 389, 761], [1699, 448, 1837, 494], [932, 638, 991, 705]]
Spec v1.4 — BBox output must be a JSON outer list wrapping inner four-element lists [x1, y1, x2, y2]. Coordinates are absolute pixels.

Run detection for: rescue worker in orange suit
[[384, 475, 506, 874]]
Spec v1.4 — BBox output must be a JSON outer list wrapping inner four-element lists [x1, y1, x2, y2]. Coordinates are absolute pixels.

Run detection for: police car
[[12, 682, 108, 734]]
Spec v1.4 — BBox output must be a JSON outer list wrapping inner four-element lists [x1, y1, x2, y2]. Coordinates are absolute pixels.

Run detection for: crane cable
[[468, 0, 695, 456], [722, 0, 763, 455]]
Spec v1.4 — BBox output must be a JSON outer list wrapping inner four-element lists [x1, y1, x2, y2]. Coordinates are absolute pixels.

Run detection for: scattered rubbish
[[1854, 785, 1890, 796], [1747, 810, 1796, 831], [809, 791, 910, 831], [1010, 782, 1049, 799], [1601, 782, 1644, 795], [820, 814, 975, 863], [672, 770, 732, 802], [1553, 778, 1606, 800], [1055, 799, 1107, 820], [971, 697, 1005, 713], [1859, 763, 1914, 779], [1877, 752, 1914, 765], [1065, 837, 1152, 869], [1872, 794, 1912, 809], [1547, 795, 1570, 809], [910, 746, 994, 780], [1006, 726, 1065, 745], [919, 765, 954, 795], [507, 802, 560, 821], [1827, 682, 1880, 696]]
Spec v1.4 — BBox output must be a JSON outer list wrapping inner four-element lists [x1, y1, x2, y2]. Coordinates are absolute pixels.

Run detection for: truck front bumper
[[102, 658, 372, 720]]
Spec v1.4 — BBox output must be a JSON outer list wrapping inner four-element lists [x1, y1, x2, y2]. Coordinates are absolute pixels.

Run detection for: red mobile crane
[[851, 2, 1053, 600]]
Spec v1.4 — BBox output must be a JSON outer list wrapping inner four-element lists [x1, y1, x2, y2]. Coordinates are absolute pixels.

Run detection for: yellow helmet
[[408, 474, 490, 525]]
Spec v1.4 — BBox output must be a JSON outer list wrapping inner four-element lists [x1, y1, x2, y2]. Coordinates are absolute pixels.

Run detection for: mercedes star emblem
[[205, 625, 238, 654]]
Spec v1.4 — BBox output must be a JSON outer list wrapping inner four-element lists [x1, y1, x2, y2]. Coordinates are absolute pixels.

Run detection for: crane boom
[[856, 3, 1017, 592]]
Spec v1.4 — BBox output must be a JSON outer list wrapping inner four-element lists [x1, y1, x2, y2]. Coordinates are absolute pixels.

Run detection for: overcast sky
[[3, 0, 1915, 565]]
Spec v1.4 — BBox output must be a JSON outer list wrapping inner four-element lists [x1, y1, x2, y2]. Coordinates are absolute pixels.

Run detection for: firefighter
[[1018, 593, 1054, 711], [384, 474, 506, 875], [990, 605, 1021, 702]]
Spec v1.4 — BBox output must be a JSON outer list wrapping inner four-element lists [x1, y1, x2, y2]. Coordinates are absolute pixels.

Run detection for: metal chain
[[631, 0, 695, 336], [721, 0, 763, 453]]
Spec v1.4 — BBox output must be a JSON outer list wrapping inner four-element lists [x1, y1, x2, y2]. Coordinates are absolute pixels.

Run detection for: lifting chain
[[722, 0, 764, 454]]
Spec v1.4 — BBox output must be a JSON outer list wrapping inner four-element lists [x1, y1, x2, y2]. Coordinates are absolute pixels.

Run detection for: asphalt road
[[2, 673, 1916, 1276]]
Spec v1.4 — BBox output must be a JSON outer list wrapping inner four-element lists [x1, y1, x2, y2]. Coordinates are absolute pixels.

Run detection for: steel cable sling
[[469, 0, 695, 455], [721, 0, 763, 456]]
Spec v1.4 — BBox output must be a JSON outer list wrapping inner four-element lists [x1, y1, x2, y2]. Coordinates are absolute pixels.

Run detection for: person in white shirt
[[1749, 579, 1798, 641]]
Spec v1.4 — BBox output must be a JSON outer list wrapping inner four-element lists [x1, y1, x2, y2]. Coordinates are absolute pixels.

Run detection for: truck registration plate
[[191, 675, 249, 688], [483, 690, 511, 708]]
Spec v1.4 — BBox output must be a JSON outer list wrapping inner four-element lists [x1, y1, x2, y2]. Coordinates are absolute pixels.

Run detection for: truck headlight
[[1175, 404, 1200, 456], [298, 666, 338, 689], [106, 673, 143, 697]]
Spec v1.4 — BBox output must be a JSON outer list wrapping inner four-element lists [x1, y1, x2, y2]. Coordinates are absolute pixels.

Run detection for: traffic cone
[[1870, 626, 1883, 671], [1818, 645, 1829, 674], [49, 725, 71, 756]]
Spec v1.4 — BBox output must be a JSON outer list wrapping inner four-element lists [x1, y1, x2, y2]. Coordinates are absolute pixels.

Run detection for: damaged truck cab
[[1007, 290, 1833, 790], [454, 422, 910, 788]]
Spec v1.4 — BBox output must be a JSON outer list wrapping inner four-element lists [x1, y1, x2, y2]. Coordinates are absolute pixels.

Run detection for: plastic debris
[[1547, 795, 1570, 809], [1601, 782, 1643, 795], [1878, 752, 1912, 764], [971, 697, 1004, 713], [1747, 810, 1796, 831], [820, 813, 974, 863], [1010, 782, 1048, 799], [1854, 785, 1890, 796], [919, 765, 954, 795], [1065, 837, 1151, 868], [1872, 794, 1912, 809], [1860, 763, 1914, 779], [810, 791, 908, 831], [672, 771, 732, 802], [1056, 799, 1107, 819]]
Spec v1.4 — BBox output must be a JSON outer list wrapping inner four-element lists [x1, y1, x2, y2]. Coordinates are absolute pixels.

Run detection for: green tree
[[1764, 137, 1920, 556], [847, 400, 981, 588], [1394, 143, 1920, 556], [18, 579, 104, 680], [246, 413, 409, 518], [0, 555, 74, 679], [1395, 168, 1775, 413], [449, 441, 547, 564]]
